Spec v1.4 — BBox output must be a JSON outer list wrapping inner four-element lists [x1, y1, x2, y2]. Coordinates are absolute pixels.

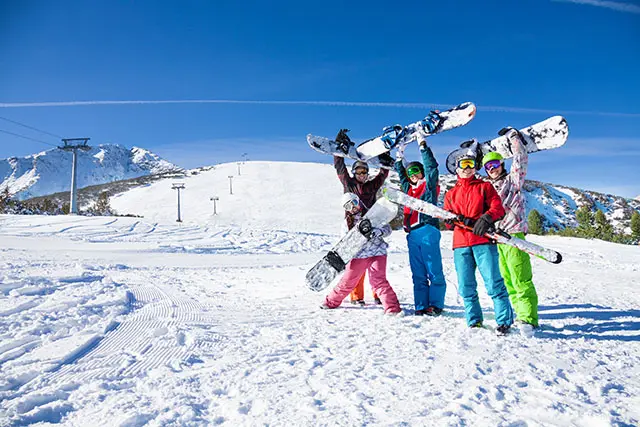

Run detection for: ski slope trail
[[1, 160, 639, 425]]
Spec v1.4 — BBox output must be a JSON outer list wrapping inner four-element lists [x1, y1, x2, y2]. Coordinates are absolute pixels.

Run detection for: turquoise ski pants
[[453, 244, 514, 327], [407, 224, 447, 311]]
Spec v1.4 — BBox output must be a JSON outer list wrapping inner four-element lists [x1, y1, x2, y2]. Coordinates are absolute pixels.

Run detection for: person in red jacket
[[443, 147, 514, 335], [333, 129, 388, 305]]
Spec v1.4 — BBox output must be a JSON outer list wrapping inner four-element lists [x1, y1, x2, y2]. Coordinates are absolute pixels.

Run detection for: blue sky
[[1, 0, 639, 197]]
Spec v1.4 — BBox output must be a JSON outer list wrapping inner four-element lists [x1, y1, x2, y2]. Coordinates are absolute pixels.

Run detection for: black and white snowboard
[[305, 197, 398, 292], [307, 102, 476, 169], [445, 116, 569, 174], [382, 187, 563, 264]]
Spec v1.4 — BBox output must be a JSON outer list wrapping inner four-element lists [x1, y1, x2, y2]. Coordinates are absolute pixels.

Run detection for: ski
[[382, 187, 563, 264]]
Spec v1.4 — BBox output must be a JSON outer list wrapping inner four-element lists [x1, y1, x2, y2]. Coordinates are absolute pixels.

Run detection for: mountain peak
[[0, 144, 182, 200]]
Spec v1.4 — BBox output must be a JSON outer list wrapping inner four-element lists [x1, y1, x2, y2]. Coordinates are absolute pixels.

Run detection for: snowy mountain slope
[[1, 202, 639, 425], [106, 162, 640, 235], [0, 144, 181, 201]]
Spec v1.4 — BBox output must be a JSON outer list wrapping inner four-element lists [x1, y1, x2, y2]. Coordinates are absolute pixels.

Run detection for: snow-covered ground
[[1, 162, 639, 426]]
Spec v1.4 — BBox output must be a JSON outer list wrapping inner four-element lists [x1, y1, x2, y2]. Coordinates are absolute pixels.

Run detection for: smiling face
[[484, 159, 504, 179], [408, 171, 424, 184], [354, 167, 368, 183], [456, 158, 477, 179]]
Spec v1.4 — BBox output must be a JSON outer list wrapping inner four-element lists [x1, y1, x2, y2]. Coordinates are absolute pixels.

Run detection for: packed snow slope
[[0, 144, 180, 201], [1, 161, 639, 426]]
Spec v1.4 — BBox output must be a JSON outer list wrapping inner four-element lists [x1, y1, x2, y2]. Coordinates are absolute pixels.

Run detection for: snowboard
[[307, 101, 477, 167], [307, 134, 396, 170], [382, 187, 563, 264], [445, 116, 569, 174], [305, 197, 398, 292]]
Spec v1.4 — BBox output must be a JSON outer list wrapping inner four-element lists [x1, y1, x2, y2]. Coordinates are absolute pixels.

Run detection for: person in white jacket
[[322, 193, 401, 314]]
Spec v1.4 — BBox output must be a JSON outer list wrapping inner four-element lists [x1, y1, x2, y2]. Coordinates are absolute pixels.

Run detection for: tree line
[[528, 207, 640, 244], [0, 188, 117, 217]]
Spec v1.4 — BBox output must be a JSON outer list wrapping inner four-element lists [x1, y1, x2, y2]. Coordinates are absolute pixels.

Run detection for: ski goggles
[[457, 158, 477, 170], [406, 165, 422, 177], [353, 168, 368, 176], [343, 198, 360, 211], [484, 160, 502, 171]]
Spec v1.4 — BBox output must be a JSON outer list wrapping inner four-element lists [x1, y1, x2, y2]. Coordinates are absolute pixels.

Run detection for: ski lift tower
[[59, 138, 91, 214]]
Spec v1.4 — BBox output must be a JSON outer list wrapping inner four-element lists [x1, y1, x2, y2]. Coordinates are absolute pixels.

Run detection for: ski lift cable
[[0, 128, 58, 147], [0, 115, 63, 140]]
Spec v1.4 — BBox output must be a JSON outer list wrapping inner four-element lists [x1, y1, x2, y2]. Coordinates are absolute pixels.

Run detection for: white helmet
[[341, 192, 361, 211]]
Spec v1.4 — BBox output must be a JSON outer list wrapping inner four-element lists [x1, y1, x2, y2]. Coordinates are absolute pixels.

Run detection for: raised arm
[[507, 129, 528, 189], [420, 143, 439, 203], [333, 155, 350, 188], [394, 159, 411, 193]]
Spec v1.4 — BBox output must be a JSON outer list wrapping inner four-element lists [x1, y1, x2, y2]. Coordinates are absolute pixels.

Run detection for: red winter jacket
[[443, 176, 505, 249]]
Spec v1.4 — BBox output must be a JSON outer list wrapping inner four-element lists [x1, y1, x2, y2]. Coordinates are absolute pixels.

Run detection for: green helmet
[[482, 151, 504, 166]]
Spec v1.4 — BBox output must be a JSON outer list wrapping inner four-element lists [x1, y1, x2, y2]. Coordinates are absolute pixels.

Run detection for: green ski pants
[[497, 232, 539, 326]]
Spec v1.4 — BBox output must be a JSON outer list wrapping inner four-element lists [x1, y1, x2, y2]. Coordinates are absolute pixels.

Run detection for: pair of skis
[[383, 187, 562, 264]]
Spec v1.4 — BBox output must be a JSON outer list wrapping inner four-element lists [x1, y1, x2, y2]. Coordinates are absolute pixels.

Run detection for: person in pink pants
[[322, 193, 402, 315]]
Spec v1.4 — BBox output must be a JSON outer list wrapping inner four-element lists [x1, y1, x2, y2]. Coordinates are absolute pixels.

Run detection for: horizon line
[[0, 99, 639, 118]]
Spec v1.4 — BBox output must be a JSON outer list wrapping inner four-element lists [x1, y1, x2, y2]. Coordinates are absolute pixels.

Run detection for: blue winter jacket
[[394, 145, 440, 231]]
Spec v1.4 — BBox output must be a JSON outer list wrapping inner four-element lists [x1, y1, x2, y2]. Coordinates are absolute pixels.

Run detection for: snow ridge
[[0, 144, 181, 200]]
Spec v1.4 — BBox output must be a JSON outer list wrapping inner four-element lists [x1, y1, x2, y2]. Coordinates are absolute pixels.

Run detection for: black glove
[[335, 129, 352, 145], [335, 129, 352, 154], [445, 215, 473, 228], [472, 214, 494, 236]]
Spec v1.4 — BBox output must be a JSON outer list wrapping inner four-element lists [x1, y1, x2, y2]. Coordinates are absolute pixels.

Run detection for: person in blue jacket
[[394, 129, 447, 316]]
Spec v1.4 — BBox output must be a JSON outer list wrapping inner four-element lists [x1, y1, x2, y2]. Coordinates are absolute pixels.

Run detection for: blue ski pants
[[453, 244, 514, 327], [407, 224, 447, 311]]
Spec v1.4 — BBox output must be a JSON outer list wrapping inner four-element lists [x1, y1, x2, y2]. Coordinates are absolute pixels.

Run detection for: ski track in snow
[[1, 161, 639, 426], [1, 218, 639, 426]]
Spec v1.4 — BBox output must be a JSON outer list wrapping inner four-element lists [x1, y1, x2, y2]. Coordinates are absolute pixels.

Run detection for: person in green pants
[[482, 128, 539, 332]]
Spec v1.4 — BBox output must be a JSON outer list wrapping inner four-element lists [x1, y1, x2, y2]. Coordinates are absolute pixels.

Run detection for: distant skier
[[333, 129, 388, 305], [443, 145, 514, 334], [394, 129, 447, 316], [482, 128, 539, 332], [321, 192, 401, 314]]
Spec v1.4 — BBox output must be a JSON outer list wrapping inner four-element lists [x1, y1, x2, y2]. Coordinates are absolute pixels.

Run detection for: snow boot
[[496, 324, 511, 336], [425, 306, 443, 317]]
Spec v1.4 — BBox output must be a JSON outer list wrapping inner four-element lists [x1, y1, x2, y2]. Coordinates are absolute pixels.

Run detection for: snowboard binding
[[358, 218, 373, 239], [499, 127, 527, 147], [335, 128, 354, 155], [421, 110, 443, 134], [325, 250, 346, 272]]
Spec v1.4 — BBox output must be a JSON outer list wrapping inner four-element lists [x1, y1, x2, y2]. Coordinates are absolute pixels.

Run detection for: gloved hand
[[335, 128, 351, 145], [396, 142, 407, 160], [444, 215, 473, 228], [472, 214, 494, 236], [415, 127, 429, 148]]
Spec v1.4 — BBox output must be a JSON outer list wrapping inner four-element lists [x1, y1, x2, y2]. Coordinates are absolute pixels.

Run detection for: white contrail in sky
[[0, 99, 638, 117], [552, 0, 640, 14]]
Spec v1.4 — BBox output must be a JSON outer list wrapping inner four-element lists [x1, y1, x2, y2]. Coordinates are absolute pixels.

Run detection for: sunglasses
[[457, 158, 476, 170], [343, 199, 360, 211], [484, 160, 502, 171], [354, 169, 368, 176], [406, 165, 422, 177]]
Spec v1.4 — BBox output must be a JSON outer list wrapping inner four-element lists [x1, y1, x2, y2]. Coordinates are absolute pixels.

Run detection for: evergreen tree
[[0, 188, 9, 212], [631, 211, 640, 239], [527, 209, 544, 234], [93, 192, 113, 215], [575, 205, 594, 238], [594, 210, 614, 241]]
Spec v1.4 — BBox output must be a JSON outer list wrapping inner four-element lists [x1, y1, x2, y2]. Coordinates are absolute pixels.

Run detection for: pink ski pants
[[324, 255, 401, 314]]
